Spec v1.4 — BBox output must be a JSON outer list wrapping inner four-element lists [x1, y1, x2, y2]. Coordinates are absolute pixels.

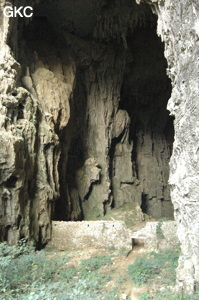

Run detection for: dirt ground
[[111, 246, 148, 299], [48, 244, 149, 300]]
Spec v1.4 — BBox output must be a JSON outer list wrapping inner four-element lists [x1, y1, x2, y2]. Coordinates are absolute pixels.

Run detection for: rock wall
[[132, 220, 180, 251], [0, 0, 198, 293], [48, 220, 132, 251], [136, 0, 199, 293], [0, 0, 76, 245]]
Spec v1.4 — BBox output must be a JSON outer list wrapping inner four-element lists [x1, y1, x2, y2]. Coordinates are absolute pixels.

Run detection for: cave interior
[[10, 0, 174, 226]]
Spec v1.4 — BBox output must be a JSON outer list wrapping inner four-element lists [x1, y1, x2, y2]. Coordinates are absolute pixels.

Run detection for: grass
[[0, 241, 117, 300], [79, 254, 113, 273], [0, 242, 198, 300], [127, 248, 199, 299], [140, 290, 199, 300], [0, 243, 70, 299], [127, 248, 180, 286]]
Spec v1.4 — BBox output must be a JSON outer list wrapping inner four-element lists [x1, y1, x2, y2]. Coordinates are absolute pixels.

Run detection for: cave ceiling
[[35, 0, 107, 37], [33, 0, 154, 40]]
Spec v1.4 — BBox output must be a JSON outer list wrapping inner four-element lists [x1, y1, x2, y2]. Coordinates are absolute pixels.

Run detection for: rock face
[[0, 0, 198, 293], [138, 0, 198, 294]]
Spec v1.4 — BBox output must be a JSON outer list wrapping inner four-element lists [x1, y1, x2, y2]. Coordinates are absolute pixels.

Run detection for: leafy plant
[[79, 254, 113, 274], [116, 275, 127, 284], [0, 243, 117, 300], [59, 265, 77, 281], [156, 220, 164, 240], [127, 248, 180, 286], [0, 239, 35, 259], [140, 292, 150, 300], [127, 255, 162, 285], [140, 290, 199, 300]]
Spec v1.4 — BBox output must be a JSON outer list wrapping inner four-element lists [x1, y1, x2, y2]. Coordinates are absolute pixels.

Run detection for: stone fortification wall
[[48, 221, 132, 251]]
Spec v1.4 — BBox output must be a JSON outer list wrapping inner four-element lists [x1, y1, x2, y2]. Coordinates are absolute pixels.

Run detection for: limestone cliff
[[136, 0, 199, 293], [0, 0, 198, 293]]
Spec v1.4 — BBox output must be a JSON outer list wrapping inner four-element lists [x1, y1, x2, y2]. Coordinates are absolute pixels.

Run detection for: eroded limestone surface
[[141, 0, 199, 293]]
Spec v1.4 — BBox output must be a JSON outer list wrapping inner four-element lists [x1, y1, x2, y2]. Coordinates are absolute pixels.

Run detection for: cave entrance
[[16, 0, 174, 225], [47, 4, 174, 222], [119, 20, 174, 219]]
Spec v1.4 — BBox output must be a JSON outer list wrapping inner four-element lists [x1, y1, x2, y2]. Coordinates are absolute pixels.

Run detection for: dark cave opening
[[14, 0, 174, 225]]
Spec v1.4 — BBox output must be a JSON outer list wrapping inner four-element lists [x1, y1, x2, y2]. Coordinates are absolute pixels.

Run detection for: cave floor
[[46, 245, 148, 299], [45, 243, 179, 299]]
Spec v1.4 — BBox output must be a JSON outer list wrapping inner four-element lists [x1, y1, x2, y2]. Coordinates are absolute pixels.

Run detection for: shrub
[[0, 241, 71, 299], [0, 239, 35, 259], [156, 221, 165, 240]]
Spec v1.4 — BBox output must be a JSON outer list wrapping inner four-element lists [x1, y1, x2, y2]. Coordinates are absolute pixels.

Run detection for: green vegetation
[[127, 248, 180, 286], [127, 248, 199, 299], [156, 220, 165, 240], [79, 254, 113, 273], [0, 241, 117, 300], [140, 290, 199, 300], [116, 275, 127, 284], [1, 241, 198, 300]]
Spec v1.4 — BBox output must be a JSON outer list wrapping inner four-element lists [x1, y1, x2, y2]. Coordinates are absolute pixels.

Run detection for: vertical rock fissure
[[108, 132, 126, 210], [54, 68, 87, 221], [119, 21, 174, 219]]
